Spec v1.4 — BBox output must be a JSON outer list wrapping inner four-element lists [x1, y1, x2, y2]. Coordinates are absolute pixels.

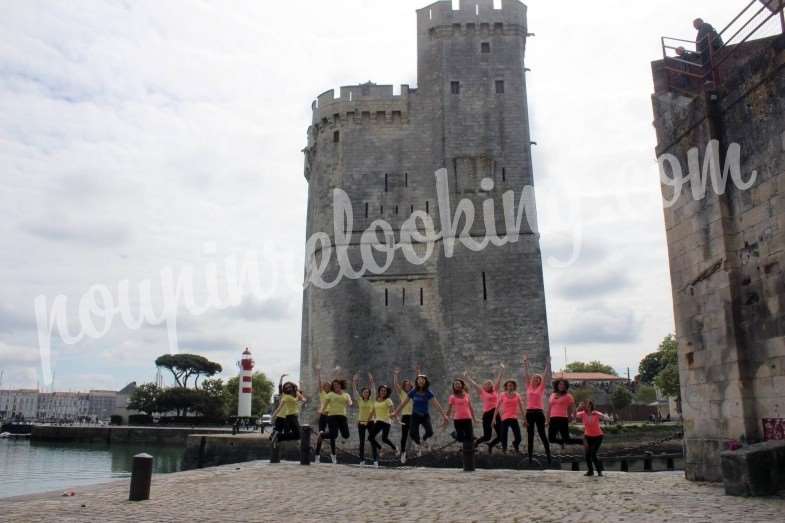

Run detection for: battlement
[[417, 0, 526, 33], [311, 83, 412, 125]]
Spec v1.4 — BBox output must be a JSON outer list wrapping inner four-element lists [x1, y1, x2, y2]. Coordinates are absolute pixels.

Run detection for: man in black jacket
[[693, 18, 724, 67]]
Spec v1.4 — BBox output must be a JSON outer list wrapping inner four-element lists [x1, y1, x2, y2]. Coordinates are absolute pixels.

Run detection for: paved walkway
[[1, 462, 783, 522]]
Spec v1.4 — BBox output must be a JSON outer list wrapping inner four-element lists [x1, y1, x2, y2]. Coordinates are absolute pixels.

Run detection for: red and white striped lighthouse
[[237, 348, 254, 418]]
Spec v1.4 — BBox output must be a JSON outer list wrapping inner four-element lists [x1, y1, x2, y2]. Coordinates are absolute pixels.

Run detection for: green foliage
[[155, 354, 223, 388], [157, 387, 204, 416], [225, 372, 274, 416], [635, 384, 657, 404], [198, 378, 229, 419], [653, 334, 681, 399], [638, 352, 665, 385], [564, 361, 617, 376], [610, 386, 633, 412], [127, 383, 162, 415]]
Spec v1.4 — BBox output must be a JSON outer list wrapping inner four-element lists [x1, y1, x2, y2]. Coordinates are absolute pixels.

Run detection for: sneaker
[[597, 471, 603, 477], [359, 460, 366, 466], [330, 454, 337, 464], [400, 451, 407, 464], [416, 445, 423, 457], [584, 471, 594, 477], [373, 461, 379, 468]]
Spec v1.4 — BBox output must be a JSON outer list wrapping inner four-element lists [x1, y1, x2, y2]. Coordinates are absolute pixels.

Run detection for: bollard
[[300, 425, 312, 466], [571, 461, 580, 471], [666, 457, 675, 470], [644, 458, 652, 471], [462, 439, 475, 472], [270, 436, 281, 464], [129, 453, 153, 502], [620, 459, 629, 472]]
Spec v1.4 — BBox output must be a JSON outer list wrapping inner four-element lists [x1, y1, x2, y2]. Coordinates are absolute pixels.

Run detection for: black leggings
[[500, 418, 522, 451], [525, 409, 550, 460], [475, 409, 501, 449], [548, 417, 582, 446], [400, 415, 411, 451], [318, 414, 328, 433], [585, 435, 604, 473], [453, 419, 473, 443], [370, 421, 397, 460], [358, 422, 372, 460], [409, 413, 434, 445], [321, 415, 350, 455], [274, 415, 301, 441]]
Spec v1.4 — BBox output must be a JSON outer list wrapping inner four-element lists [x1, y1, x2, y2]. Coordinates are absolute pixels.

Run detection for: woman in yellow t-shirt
[[368, 379, 397, 467], [352, 373, 375, 464], [393, 367, 416, 463], [318, 378, 352, 464], [270, 381, 305, 446]]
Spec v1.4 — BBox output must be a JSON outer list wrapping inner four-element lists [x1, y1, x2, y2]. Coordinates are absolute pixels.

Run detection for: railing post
[[620, 459, 629, 472], [129, 453, 153, 502], [666, 457, 675, 470], [644, 452, 653, 472], [462, 439, 475, 472], [300, 425, 312, 466], [571, 461, 580, 471]]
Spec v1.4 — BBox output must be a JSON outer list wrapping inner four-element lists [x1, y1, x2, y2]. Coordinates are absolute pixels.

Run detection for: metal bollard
[[300, 425, 312, 466], [666, 457, 675, 470], [571, 461, 580, 471], [620, 459, 629, 472], [270, 437, 281, 464], [129, 453, 153, 501], [462, 439, 475, 472], [644, 458, 653, 471]]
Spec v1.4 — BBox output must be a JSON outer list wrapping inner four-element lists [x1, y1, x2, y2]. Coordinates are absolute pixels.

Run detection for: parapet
[[311, 83, 411, 126], [417, 0, 526, 33]]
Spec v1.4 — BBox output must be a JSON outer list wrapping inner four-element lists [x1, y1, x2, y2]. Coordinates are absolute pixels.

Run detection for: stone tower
[[301, 0, 549, 411]]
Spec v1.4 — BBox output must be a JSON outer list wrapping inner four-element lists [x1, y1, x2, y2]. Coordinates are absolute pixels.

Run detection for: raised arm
[[352, 374, 360, 401], [494, 363, 504, 392], [368, 372, 376, 394], [393, 368, 401, 393], [463, 370, 484, 395], [522, 354, 530, 386], [278, 373, 287, 394], [315, 365, 323, 392]]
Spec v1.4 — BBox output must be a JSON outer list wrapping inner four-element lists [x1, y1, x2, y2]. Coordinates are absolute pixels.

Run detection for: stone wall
[[651, 34, 785, 481]]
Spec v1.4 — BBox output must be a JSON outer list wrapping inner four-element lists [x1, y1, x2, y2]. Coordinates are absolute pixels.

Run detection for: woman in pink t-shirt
[[444, 379, 477, 444], [494, 379, 526, 453], [576, 400, 610, 476], [523, 354, 551, 465], [548, 379, 583, 448], [464, 365, 503, 453]]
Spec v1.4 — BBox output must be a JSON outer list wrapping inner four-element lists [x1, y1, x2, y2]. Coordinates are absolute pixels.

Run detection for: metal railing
[[660, 0, 785, 95]]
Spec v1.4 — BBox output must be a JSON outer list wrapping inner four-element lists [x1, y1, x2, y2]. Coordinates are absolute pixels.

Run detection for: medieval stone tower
[[300, 0, 549, 409]]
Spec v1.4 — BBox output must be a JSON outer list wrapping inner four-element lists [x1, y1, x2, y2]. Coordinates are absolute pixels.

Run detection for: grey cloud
[[551, 304, 642, 345], [20, 218, 132, 247], [221, 296, 292, 322], [0, 303, 37, 334], [557, 270, 634, 300]]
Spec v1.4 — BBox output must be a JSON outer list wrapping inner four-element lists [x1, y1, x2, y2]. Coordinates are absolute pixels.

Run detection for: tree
[[635, 384, 657, 404], [225, 372, 274, 417], [610, 386, 632, 412], [639, 334, 677, 384], [155, 354, 223, 388], [127, 383, 162, 415], [565, 361, 617, 376], [197, 378, 229, 419], [571, 386, 594, 406], [157, 387, 203, 416]]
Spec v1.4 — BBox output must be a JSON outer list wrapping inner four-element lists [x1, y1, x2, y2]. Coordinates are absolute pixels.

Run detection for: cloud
[[221, 296, 292, 322], [557, 270, 634, 300], [20, 217, 132, 247], [0, 303, 36, 334], [551, 304, 643, 345]]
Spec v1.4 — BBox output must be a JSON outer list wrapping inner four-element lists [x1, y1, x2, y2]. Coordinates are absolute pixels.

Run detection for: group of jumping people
[[270, 354, 610, 476]]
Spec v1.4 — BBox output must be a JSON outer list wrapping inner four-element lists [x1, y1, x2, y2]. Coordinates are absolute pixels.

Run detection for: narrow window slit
[[482, 272, 487, 301]]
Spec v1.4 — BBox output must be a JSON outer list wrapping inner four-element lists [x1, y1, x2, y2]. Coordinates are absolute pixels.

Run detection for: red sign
[[763, 418, 785, 441]]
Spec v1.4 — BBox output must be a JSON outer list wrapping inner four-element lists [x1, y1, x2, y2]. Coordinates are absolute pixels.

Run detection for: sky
[[1, 0, 780, 391]]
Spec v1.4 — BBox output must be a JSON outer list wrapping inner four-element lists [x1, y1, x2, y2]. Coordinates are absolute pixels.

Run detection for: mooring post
[[666, 457, 675, 470], [644, 453, 653, 472], [128, 453, 153, 502], [571, 461, 580, 471], [620, 459, 629, 472], [300, 425, 312, 465], [462, 439, 475, 472]]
